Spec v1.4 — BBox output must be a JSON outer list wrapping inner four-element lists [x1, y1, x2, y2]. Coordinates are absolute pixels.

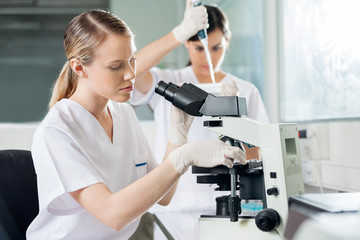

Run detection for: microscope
[[155, 81, 305, 240]]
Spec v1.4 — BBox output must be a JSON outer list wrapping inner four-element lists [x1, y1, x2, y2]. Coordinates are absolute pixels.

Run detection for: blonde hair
[[48, 10, 133, 109]]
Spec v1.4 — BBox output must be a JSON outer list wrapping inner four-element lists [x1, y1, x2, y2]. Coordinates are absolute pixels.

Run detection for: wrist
[[168, 147, 189, 175], [172, 25, 187, 44]]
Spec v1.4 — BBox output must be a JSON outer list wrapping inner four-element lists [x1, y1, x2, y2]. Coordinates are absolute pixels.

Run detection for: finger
[[171, 105, 182, 115], [193, 5, 207, 18], [223, 159, 233, 168], [229, 78, 238, 88], [224, 146, 247, 165], [185, 114, 194, 125], [221, 77, 238, 96], [226, 145, 246, 159], [186, 0, 193, 10]]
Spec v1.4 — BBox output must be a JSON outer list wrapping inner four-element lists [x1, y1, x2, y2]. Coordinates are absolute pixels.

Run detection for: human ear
[[69, 58, 87, 78]]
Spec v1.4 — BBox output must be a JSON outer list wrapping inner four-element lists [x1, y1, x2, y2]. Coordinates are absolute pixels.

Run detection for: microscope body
[[198, 117, 304, 240], [154, 81, 304, 239]]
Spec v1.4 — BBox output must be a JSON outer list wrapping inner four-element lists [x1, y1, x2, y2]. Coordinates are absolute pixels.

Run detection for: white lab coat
[[130, 66, 270, 213], [27, 99, 158, 240]]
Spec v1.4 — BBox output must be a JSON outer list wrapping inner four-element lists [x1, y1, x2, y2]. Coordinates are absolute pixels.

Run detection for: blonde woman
[[26, 9, 245, 239]]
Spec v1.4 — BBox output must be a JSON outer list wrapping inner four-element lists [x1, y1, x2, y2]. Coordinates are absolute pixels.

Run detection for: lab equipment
[[172, 0, 208, 44], [192, 0, 216, 84], [155, 80, 247, 117], [197, 117, 304, 239], [155, 81, 305, 239]]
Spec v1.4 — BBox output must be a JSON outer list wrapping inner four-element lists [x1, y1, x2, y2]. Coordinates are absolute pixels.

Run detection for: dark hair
[[49, 9, 133, 109], [188, 4, 231, 42]]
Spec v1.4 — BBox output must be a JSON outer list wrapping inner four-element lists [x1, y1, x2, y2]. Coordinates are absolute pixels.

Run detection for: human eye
[[195, 45, 204, 51], [110, 63, 124, 71], [212, 45, 222, 51]]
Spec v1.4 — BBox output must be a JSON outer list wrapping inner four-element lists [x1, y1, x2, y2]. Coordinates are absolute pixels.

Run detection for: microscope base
[[199, 216, 282, 240]]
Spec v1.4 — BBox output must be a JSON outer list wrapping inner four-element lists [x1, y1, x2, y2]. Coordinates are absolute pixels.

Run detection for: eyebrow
[[193, 42, 223, 48], [109, 59, 127, 64], [211, 43, 223, 47], [109, 56, 135, 64]]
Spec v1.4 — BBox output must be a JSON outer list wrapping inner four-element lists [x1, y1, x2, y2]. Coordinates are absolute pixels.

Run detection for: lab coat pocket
[[132, 154, 148, 177]]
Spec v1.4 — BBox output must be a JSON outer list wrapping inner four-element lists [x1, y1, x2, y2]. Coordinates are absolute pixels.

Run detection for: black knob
[[255, 208, 280, 232], [228, 195, 241, 222], [267, 187, 279, 196]]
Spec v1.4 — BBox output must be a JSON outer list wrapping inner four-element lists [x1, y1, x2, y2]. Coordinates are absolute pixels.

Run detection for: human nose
[[124, 60, 136, 81]]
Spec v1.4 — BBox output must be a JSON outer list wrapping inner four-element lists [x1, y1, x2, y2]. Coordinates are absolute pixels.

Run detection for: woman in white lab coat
[[131, 2, 269, 214], [26, 9, 246, 240]]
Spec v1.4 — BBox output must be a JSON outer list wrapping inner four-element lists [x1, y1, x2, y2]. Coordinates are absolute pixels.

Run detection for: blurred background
[[1, 0, 360, 193]]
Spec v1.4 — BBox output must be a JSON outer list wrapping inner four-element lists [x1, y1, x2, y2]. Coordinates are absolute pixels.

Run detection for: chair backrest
[[0, 150, 38, 240]]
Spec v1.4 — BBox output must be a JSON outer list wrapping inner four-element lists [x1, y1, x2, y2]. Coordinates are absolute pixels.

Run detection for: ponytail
[[48, 10, 133, 109], [48, 61, 77, 109]]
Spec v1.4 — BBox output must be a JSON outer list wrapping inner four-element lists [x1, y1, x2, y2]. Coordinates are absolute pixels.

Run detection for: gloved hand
[[168, 105, 194, 146], [168, 140, 247, 175], [172, 0, 209, 43], [220, 77, 239, 96]]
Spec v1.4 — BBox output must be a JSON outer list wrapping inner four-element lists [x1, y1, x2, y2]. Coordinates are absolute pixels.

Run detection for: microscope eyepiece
[[155, 81, 208, 116], [154, 80, 247, 117], [155, 81, 180, 103]]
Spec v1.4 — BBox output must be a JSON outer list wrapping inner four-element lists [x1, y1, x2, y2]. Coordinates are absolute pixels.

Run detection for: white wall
[[0, 123, 38, 150], [299, 121, 360, 192], [0, 121, 156, 152], [110, 0, 187, 69]]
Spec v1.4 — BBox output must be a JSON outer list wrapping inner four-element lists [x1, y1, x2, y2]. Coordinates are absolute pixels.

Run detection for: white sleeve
[[130, 74, 157, 106], [130, 67, 180, 110], [246, 87, 270, 123], [32, 126, 103, 216]]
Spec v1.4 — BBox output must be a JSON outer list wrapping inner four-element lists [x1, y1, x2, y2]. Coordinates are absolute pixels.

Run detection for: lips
[[120, 85, 133, 92]]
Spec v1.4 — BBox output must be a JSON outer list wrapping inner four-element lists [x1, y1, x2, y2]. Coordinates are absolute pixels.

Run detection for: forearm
[[111, 158, 180, 229], [70, 156, 180, 231], [135, 32, 180, 94], [158, 142, 181, 205]]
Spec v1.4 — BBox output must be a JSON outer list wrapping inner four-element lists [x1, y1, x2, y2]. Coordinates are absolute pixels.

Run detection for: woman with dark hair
[[26, 9, 245, 239], [131, 1, 269, 216]]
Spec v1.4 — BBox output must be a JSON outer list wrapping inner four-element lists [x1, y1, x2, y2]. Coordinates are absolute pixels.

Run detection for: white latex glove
[[168, 105, 194, 146], [168, 140, 247, 175], [220, 77, 239, 96], [172, 0, 209, 43]]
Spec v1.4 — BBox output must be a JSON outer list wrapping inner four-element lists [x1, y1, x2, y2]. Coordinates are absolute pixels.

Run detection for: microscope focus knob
[[255, 208, 280, 232], [267, 186, 279, 196]]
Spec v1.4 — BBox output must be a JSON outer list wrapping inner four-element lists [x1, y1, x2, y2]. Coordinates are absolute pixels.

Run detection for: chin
[[111, 93, 131, 103]]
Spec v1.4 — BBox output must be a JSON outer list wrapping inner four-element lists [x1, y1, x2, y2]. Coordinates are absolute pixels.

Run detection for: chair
[[0, 150, 39, 240]]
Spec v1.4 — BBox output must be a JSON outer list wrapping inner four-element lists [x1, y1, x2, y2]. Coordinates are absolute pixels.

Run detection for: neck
[[192, 67, 225, 84], [69, 84, 109, 121], [69, 80, 113, 143]]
